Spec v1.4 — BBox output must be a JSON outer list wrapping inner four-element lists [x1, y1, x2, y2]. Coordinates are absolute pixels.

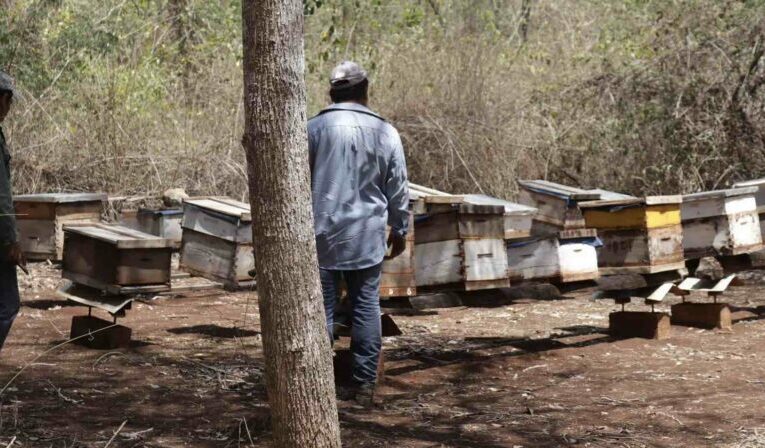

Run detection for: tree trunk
[[241, 1, 341, 447]]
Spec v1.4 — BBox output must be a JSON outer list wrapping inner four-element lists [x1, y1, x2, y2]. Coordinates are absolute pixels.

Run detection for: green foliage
[[2, 0, 765, 198]]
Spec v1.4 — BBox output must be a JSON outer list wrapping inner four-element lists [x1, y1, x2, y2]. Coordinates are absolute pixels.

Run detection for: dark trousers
[[320, 264, 382, 385], [0, 262, 19, 353]]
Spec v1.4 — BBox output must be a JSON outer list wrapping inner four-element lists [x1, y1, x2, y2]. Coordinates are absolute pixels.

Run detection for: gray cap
[[330, 61, 368, 90], [0, 71, 17, 98]]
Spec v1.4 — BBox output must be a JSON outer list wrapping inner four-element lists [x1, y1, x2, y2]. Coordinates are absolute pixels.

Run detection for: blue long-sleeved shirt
[[0, 126, 16, 245], [308, 102, 409, 270]]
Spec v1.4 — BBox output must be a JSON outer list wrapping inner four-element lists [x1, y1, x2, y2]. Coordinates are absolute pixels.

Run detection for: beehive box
[[380, 214, 416, 297], [413, 200, 510, 292], [62, 223, 173, 295], [580, 196, 685, 274], [681, 187, 763, 259], [121, 208, 183, 249], [733, 178, 765, 237], [517, 180, 600, 233], [506, 229, 600, 283], [14, 193, 106, 261], [179, 197, 254, 288], [462, 194, 537, 240]]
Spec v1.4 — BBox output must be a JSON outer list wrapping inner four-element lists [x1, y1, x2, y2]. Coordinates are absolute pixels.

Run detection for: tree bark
[[241, 1, 341, 447]]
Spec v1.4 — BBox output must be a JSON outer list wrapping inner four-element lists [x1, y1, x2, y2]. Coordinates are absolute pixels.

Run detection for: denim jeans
[[320, 264, 382, 385], [0, 262, 19, 353]]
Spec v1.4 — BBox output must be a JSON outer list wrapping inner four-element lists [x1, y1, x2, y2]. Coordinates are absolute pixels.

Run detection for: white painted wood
[[682, 218, 731, 255], [682, 193, 762, 256], [507, 237, 560, 280], [233, 243, 256, 282], [414, 239, 462, 286], [463, 239, 508, 282], [728, 209, 762, 249], [724, 195, 758, 215], [558, 242, 598, 282]]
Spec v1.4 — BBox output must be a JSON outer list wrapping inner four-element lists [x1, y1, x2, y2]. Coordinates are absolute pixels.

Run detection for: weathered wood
[[507, 236, 599, 283], [15, 192, 107, 203], [182, 197, 252, 243], [124, 208, 184, 247], [609, 311, 671, 340], [179, 229, 255, 288], [62, 225, 173, 294], [381, 216, 416, 297], [15, 195, 104, 260], [681, 190, 762, 258], [71, 315, 132, 349], [463, 194, 536, 240], [671, 303, 732, 330], [415, 239, 462, 286], [63, 223, 173, 249]]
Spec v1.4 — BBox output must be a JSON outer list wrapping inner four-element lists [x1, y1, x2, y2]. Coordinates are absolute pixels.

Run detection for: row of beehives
[[13, 173, 765, 297], [403, 177, 765, 296], [12, 193, 256, 292]]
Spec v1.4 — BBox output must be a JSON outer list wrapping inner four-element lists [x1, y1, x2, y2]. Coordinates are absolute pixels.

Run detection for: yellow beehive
[[580, 196, 685, 275]]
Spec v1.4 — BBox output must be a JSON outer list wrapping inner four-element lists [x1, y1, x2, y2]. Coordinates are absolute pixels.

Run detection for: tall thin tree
[[241, 1, 342, 446]]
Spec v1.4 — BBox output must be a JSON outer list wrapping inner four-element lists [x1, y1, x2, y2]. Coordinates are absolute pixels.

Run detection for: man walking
[[0, 71, 24, 353], [308, 61, 409, 405]]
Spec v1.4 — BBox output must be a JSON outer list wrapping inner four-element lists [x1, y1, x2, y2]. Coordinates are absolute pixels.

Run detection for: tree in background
[[241, 0, 342, 446]]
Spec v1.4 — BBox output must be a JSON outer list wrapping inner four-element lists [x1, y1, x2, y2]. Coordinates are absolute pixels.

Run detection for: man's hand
[[7, 242, 27, 273], [385, 232, 407, 260]]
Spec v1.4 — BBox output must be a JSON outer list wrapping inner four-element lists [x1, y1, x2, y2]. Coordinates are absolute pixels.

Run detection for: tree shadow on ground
[[384, 324, 610, 377], [166, 324, 260, 339], [22, 299, 80, 310]]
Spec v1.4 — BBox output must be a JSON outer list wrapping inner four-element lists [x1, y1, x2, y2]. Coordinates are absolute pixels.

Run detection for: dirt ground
[[2, 263, 765, 447]]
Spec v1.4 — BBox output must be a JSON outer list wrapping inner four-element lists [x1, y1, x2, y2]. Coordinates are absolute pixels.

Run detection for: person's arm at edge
[[384, 128, 409, 258]]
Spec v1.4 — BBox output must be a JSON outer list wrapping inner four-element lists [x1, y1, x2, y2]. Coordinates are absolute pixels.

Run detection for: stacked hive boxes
[[410, 184, 511, 292], [14, 193, 107, 261], [513, 180, 601, 283], [62, 223, 174, 295], [179, 197, 255, 289], [680, 187, 763, 259], [579, 196, 685, 275]]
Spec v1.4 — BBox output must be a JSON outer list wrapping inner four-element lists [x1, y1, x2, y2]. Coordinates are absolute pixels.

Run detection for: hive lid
[[462, 194, 537, 216], [408, 182, 464, 204], [580, 195, 683, 209], [138, 208, 183, 217], [682, 186, 758, 202], [63, 223, 173, 249], [15, 192, 108, 203], [733, 178, 765, 188], [517, 180, 600, 201], [183, 197, 251, 221], [585, 189, 636, 201]]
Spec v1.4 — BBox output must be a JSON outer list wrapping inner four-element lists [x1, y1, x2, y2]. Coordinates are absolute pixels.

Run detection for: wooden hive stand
[[59, 223, 175, 348], [670, 275, 736, 331], [596, 270, 686, 340]]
